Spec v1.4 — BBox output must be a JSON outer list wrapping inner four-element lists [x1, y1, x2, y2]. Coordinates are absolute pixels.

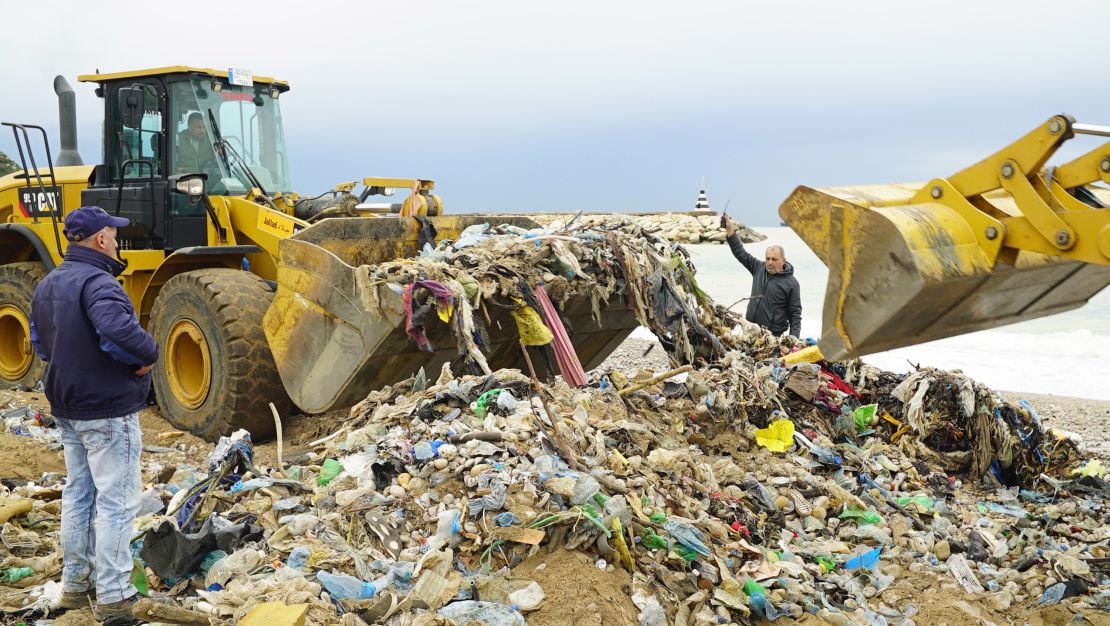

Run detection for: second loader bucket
[[781, 185, 1110, 361], [264, 216, 639, 413]]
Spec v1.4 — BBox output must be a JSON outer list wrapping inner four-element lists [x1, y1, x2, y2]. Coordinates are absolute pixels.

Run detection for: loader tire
[[149, 269, 290, 442], [0, 262, 48, 390]]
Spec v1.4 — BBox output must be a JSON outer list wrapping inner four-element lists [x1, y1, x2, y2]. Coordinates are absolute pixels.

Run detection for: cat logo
[[256, 210, 294, 238]]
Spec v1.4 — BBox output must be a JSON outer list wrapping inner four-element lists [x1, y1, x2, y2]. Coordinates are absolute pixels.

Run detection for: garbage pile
[[0, 221, 1106, 626], [359, 220, 773, 374]]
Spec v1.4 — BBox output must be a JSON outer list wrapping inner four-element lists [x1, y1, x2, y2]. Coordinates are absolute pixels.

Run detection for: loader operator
[[29, 206, 158, 621], [176, 111, 216, 174], [722, 214, 802, 337]]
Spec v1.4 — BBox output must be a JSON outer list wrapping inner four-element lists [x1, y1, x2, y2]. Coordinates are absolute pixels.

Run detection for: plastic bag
[[438, 600, 525, 626], [317, 459, 342, 486], [508, 581, 545, 612], [755, 419, 795, 453]]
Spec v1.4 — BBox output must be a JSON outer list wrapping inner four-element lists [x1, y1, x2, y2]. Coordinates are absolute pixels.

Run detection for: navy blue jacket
[[31, 246, 158, 420], [727, 233, 802, 337]]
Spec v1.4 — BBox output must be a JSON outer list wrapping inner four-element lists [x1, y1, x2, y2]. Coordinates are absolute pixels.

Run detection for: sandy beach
[[600, 336, 1110, 459]]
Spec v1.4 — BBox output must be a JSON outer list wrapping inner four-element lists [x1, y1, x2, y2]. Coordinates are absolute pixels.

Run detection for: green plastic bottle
[[1, 567, 33, 583]]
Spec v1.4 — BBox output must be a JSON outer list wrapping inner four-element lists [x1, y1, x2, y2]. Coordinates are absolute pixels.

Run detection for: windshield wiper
[[206, 109, 269, 196]]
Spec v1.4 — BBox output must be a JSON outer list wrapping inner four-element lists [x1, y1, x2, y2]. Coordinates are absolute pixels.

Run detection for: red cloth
[[535, 285, 588, 387], [820, 369, 861, 399]]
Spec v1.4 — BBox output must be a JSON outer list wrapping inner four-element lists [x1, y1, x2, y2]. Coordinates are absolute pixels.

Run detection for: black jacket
[[30, 246, 158, 420], [726, 233, 802, 337]]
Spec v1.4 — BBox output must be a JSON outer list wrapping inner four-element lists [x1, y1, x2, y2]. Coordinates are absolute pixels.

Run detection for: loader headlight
[[169, 173, 208, 198]]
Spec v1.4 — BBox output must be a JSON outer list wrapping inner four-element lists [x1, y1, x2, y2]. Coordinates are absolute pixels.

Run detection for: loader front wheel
[[0, 263, 47, 390], [150, 269, 290, 442]]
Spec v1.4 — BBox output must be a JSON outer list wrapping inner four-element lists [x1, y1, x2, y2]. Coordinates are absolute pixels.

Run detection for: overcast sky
[[4, 0, 1109, 225]]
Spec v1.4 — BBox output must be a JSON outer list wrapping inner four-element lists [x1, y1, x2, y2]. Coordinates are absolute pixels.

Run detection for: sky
[[3, 0, 1110, 225]]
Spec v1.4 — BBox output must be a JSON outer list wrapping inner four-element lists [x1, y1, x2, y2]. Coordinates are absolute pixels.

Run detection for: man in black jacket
[[722, 215, 802, 337]]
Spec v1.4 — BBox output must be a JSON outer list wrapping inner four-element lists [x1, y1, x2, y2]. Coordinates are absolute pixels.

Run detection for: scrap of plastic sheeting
[[852, 404, 878, 432], [755, 419, 796, 453], [947, 554, 985, 593], [452, 224, 492, 250], [438, 600, 525, 625], [663, 520, 710, 556], [845, 547, 882, 571], [1070, 459, 1105, 478]]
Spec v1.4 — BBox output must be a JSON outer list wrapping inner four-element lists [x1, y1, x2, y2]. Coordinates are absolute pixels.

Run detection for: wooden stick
[[519, 341, 586, 472], [617, 364, 693, 397], [518, 341, 561, 437]]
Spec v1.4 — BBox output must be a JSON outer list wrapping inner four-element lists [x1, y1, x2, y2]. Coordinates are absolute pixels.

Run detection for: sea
[[640, 227, 1110, 400]]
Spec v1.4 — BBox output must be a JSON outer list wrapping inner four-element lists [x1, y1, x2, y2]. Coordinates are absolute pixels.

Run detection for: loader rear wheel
[[150, 269, 290, 442], [0, 263, 48, 390]]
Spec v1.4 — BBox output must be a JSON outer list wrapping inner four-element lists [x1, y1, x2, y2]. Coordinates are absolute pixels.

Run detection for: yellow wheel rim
[[166, 319, 211, 409], [0, 304, 32, 381]]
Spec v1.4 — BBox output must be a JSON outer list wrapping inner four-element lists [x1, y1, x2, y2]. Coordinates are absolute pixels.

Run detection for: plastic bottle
[[428, 509, 461, 550], [663, 520, 710, 556], [1, 567, 33, 583], [317, 571, 376, 600]]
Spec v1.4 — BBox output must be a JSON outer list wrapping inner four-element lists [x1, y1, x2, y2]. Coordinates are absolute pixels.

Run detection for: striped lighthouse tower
[[694, 179, 710, 211]]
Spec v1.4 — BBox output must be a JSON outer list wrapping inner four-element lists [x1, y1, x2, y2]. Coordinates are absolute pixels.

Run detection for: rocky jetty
[[530, 212, 766, 244]]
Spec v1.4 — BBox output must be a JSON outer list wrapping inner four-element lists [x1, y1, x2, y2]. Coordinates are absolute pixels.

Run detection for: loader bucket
[[263, 216, 639, 413], [780, 185, 1110, 361]]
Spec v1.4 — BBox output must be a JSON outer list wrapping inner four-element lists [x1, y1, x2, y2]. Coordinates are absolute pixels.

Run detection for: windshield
[[170, 78, 293, 194]]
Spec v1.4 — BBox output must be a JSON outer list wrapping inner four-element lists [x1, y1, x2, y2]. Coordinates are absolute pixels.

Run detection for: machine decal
[[16, 186, 62, 218], [257, 209, 295, 238]]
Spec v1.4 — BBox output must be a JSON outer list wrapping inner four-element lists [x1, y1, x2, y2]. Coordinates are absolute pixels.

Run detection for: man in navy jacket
[[31, 206, 157, 620]]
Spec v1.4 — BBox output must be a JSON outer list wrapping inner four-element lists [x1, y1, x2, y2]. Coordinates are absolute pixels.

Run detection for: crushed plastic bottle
[[428, 509, 461, 550], [1, 567, 33, 583], [663, 520, 710, 556], [317, 570, 376, 600]]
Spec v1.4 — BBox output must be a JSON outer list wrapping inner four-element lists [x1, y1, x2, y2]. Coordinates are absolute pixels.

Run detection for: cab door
[[81, 79, 169, 250]]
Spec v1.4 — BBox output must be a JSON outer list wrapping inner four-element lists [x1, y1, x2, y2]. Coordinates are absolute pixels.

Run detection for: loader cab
[[77, 67, 292, 252]]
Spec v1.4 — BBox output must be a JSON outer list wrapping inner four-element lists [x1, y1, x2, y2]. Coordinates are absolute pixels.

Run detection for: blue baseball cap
[[63, 206, 129, 241]]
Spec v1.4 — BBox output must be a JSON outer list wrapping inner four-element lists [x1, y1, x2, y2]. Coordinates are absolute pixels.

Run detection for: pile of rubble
[[0, 221, 1106, 626]]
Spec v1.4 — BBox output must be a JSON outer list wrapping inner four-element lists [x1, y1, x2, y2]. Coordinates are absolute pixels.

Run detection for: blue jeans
[[56, 414, 141, 604]]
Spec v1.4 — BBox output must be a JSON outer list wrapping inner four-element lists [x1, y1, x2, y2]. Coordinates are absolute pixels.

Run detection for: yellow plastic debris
[[781, 345, 824, 365], [0, 498, 33, 524], [1071, 459, 1105, 478], [509, 301, 553, 346], [238, 602, 309, 626], [755, 419, 796, 453]]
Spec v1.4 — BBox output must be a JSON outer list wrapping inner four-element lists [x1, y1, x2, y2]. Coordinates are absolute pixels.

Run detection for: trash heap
[[357, 220, 772, 374], [0, 222, 1106, 626]]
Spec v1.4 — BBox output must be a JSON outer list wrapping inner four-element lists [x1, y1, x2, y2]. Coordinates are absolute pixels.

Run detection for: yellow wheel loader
[[0, 67, 638, 441], [781, 115, 1110, 362]]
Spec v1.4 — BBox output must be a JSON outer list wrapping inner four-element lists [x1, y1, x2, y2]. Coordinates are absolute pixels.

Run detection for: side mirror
[[118, 87, 143, 129], [169, 173, 208, 199]]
